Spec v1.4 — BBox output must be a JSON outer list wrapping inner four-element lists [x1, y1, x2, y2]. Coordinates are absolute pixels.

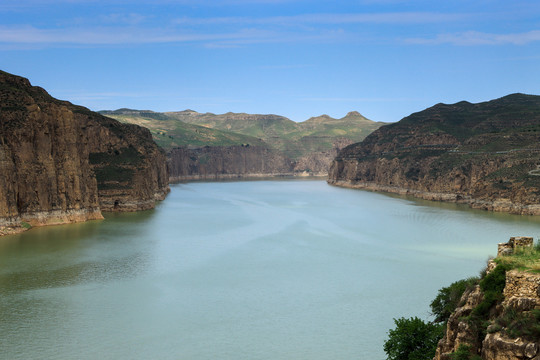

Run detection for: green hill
[[99, 109, 266, 149], [164, 110, 385, 159]]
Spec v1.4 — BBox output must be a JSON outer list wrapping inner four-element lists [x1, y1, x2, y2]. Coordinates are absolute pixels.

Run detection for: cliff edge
[[328, 94, 540, 215], [434, 237, 540, 360], [0, 70, 169, 235]]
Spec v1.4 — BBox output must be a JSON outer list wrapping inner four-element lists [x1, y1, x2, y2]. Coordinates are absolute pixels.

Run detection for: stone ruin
[[495, 237, 540, 311], [497, 236, 534, 257]]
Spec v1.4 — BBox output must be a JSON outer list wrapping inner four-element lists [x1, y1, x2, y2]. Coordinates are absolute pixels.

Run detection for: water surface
[[1, 180, 540, 359]]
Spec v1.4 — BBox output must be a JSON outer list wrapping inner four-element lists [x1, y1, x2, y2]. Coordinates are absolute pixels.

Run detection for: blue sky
[[1, 0, 539, 122]]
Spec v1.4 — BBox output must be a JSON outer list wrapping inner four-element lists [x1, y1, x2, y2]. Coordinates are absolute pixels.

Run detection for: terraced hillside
[[329, 93, 540, 214]]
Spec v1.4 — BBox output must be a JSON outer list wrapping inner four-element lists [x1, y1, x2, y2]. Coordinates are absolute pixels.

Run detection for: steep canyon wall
[[0, 71, 169, 234]]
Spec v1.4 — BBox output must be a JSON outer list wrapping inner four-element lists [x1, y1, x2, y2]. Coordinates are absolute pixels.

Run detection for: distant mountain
[[328, 93, 540, 214], [101, 109, 385, 177], [164, 110, 385, 159], [100, 109, 266, 149]]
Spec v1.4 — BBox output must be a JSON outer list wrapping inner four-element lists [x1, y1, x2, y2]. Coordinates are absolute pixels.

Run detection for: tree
[[383, 317, 444, 360], [430, 278, 478, 323]]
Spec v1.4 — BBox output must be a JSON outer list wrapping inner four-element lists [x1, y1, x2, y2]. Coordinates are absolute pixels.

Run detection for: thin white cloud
[[406, 30, 540, 45], [0, 24, 349, 47], [0, 26, 270, 45], [174, 12, 468, 26]]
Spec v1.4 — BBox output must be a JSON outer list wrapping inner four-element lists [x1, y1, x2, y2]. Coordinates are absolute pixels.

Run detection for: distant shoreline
[[169, 173, 328, 183], [328, 179, 540, 216]]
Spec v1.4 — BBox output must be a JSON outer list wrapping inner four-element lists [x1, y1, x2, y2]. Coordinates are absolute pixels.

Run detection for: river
[[1, 180, 540, 359]]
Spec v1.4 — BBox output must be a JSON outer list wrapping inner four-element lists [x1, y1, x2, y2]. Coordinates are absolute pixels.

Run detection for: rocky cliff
[[168, 137, 354, 180], [328, 94, 540, 215], [168, 145, 294, 181], [0, 70, 169, 234], [434, 237, 540, 360]]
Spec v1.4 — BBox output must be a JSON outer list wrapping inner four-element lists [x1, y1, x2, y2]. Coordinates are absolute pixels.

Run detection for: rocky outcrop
[[328, 94, 540, 215], [168, 145, 294, 181], [434, 238, 540, 360], [0, 70, 169, 233], [482, 333, 539, 360], [434, 285, 485, 359]]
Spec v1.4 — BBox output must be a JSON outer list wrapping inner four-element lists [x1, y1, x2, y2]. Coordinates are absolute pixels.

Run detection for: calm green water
[[1, 180, 540, 359]]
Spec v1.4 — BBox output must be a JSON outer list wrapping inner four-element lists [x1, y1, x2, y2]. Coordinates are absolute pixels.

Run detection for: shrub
[[449, 344, 482, 360], [383, 317, 444, 360], [495, 308, 540, 340], [472, 263, 509, 318], [430, 277, 478, 323]]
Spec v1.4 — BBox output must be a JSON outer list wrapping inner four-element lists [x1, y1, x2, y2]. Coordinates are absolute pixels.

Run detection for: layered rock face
[[84, 112, 169, 211], [168, 145, 294, 181], [328, 94, 540, 215], [0, 71, 169, 233]]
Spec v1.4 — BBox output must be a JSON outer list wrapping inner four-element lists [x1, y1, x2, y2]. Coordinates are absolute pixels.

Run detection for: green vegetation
[[89, 147, 143, 166], [493, 308, 540, 340], [21, 221, 32, 229], [94, 166, 135, 187], [100, 109, 385, 160], [430, 277, 479, 323], [448, 345, 482, 360], [471, 263, 509, 318], [386, 239, 540, 359], [495, 241, 540, 273], [383, 317, 444, 360]]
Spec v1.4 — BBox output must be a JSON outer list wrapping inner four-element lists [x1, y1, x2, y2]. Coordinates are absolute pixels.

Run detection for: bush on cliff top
[[448, 344, 482, 360], [430, 277, 479, 324]]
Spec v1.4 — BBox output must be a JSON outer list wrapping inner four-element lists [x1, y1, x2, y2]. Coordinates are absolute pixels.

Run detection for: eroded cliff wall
[[0, 71, 103, 230], [168, 145, 294, 181], [0, 71, 169, 234]]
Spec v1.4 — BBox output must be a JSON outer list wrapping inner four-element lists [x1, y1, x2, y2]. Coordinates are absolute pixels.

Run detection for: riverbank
[[328, 180, 540, 216], [169, 172, 327, 182]]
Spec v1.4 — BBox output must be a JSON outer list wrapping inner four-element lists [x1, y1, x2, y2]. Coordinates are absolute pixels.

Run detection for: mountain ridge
[[328, 93, 540, 215]]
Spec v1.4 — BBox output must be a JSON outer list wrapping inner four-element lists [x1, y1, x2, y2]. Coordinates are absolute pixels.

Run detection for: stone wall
[[498, 236, 534, 256], [503, 270, 540, 310]]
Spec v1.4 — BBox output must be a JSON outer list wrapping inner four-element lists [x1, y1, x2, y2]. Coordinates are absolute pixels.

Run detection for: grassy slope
[[164, 110, 385, 159], [100, 110, 267, 150]]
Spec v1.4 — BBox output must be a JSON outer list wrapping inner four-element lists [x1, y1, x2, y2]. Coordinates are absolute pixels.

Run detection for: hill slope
[[328, 93, 540, 214], [102, 108, 385, 177], [100, 109, 267, 149], [165, 109, 384, 159]]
